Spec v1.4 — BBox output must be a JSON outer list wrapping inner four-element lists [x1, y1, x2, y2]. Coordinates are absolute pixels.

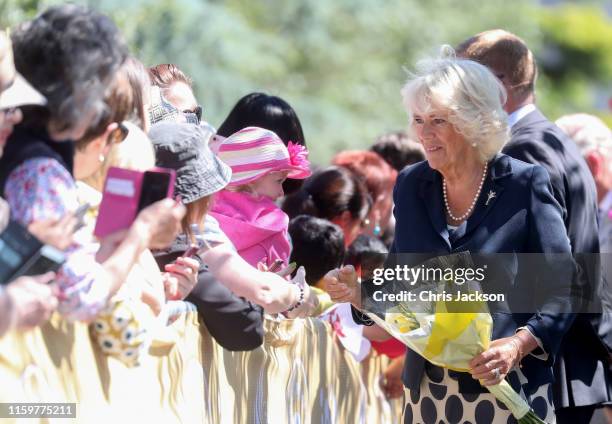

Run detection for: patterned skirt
[[403, 366, 556, 424]]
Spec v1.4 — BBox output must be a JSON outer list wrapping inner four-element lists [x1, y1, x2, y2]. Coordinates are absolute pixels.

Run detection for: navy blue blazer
[[356, 153, 576, 395], [505, 109, 610, 408]]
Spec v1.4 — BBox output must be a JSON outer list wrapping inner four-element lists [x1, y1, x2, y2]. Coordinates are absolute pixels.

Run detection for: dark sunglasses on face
[[183, 105, 202, 123], [107, 122, 129, 145], [0, 107, 19, 118]]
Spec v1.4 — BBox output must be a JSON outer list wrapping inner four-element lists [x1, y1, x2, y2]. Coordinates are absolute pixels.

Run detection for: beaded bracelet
[[283, 284, 304, 314]]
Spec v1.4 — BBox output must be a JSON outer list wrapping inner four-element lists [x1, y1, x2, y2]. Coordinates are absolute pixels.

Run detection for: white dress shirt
[[507, 104, 536, 129]]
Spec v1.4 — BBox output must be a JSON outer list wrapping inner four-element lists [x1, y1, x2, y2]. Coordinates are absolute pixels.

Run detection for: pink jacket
[[210, 190, 291, 268]]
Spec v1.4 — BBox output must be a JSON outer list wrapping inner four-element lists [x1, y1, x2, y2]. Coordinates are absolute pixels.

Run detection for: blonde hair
[[224, 170, 289, 197], [401, 46, 509, 162], [224, 183, 256, 195], [82, 121, 155, 191], [183, 196, 212, 242]]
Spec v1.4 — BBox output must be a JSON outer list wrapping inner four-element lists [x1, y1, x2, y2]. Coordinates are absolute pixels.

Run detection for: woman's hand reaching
[[320, 265, 361, 308], [134, 199, 186, 250]]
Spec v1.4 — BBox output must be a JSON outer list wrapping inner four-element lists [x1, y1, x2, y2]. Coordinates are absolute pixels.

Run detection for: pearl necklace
[[443, 163, 488, 222]]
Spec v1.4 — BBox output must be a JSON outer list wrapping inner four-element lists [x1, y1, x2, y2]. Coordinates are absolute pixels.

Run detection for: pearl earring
[[472, 142, 477, 147], [99, 154, 105, 162]]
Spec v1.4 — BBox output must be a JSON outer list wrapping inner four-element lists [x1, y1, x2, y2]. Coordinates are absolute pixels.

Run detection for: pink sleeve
[[5, 158, 111, 321]]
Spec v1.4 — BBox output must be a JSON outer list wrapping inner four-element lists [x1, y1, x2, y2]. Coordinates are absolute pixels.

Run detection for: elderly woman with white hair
[[324, 49, 575, 423]]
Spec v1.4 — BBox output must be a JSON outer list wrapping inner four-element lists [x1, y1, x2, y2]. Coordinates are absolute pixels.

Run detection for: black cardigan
[[155, 251, 264, 351], [0, 124, 74, 196]]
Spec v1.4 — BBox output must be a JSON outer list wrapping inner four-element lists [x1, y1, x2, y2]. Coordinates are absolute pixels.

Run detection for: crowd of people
[[0, 5, 610, 424]]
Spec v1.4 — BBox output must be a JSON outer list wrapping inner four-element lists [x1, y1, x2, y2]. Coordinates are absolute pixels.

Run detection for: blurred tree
[[2, 0, 610, 161], [0, 0, 42, 28], [535, 4, 612, 126]]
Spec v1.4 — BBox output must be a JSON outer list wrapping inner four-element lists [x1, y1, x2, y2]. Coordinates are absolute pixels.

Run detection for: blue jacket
[[367, 153, 576, 395]]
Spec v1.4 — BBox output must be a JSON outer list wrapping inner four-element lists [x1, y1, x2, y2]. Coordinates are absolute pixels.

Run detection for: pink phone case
[[93, 166, 175, 239]]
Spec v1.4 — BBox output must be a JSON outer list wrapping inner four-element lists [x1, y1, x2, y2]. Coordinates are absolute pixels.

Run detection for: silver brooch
[[485, 190, 496, 206]]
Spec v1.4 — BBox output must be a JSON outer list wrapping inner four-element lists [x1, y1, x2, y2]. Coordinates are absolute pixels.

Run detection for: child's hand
[[162, 256, 199, 300], [285, 267, 319, 318]]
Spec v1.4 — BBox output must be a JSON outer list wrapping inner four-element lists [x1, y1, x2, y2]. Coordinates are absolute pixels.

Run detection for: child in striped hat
[[210, 126, 311, 269]]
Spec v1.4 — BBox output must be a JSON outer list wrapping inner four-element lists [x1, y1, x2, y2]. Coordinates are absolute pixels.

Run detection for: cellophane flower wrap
[[364, 252, 546, 423]]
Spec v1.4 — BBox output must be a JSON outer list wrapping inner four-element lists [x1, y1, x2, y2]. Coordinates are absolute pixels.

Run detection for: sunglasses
[[107, 122, 129, 145], [0, 107, 19, 118], [183, 105, 202, 123]]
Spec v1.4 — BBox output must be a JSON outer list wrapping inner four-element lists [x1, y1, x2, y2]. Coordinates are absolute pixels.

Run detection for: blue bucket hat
[[149, 122, 231, 203]]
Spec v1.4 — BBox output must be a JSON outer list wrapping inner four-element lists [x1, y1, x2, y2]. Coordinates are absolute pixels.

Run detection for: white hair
[[401, 46, 509, 162], [555, 113, 611, 157]]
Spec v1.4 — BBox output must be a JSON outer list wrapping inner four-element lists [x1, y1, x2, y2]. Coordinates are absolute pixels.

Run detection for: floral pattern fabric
[[5, 157, 111, 321]]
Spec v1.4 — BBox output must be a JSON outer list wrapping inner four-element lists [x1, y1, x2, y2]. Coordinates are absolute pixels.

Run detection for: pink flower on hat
[[287, 141, 311, 178], [217, 127, 311, 186]]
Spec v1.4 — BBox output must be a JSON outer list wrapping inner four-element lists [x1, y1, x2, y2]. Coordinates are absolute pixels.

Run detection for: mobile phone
[[94, 167, 175, 239], [268, 259, 285, 273], [0, 220, 65, 284], [12, 244, 65, 279], [194, 239, 220, 258], [182, 245, 199, 258], [137, 170, 174, 212], [276, 262, 297, 278], [72, 202, 90, 232]]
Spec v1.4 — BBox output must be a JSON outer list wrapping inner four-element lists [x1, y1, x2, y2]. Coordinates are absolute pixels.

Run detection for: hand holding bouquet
[[322, 252, 546, 423]]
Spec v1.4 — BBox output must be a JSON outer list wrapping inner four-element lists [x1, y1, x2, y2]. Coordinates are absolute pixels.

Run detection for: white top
[[507, 104, 536, 129]]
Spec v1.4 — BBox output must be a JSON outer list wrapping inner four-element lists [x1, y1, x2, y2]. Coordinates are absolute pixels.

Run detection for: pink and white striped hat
[[215, 126, 311, 186]]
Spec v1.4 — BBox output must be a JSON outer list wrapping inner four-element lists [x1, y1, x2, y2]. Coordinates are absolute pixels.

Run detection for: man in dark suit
[[457, 30, 612, 423], [555, 113, 612, 323]]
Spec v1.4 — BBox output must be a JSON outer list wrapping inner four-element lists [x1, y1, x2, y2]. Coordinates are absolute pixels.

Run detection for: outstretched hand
[[135, 199, 186, 250], [320, 265, 361, 307]]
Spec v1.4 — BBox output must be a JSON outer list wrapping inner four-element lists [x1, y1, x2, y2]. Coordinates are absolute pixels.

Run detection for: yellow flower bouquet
[[365, 253, 546, 423]]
